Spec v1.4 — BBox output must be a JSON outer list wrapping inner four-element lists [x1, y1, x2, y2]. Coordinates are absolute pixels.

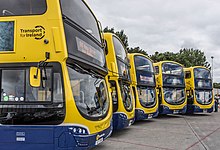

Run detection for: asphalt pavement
[[93, 111, 220, 150]]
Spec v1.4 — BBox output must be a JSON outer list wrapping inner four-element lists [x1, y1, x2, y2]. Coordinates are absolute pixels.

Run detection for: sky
[[86, 0, 220, 82]]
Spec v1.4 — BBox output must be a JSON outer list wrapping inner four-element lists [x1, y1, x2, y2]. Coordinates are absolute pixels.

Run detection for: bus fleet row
[[0, 0, 214, 150]]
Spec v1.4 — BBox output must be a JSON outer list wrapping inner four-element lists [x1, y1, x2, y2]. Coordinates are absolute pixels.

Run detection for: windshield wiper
[[73, 63, 104, 79], [2, 9, 14, 16], [0, 112, 17, 121]]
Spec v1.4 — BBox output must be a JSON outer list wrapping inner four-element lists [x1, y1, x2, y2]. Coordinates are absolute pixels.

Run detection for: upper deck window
[[112, 36, 130, 79], [134, 56, 155, 86], [194, 68, 211, 79], [194, 68, 212, 89], [185, 71, 191, 79], [60, 0, 101, 42], [162, 62, 183, 76], [155, 66, 159, 74], [113, 37, 127, 61], [162, 62, 185, 87], [0, 0, 47, 17]]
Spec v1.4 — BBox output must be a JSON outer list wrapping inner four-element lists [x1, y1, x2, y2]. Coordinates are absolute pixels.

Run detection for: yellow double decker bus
[[128, 53, 159, 120], [154, 61, 187, 114], [104, 33, 135, 130], [0, 0, 112, 149], [184, 66, 214, 113]]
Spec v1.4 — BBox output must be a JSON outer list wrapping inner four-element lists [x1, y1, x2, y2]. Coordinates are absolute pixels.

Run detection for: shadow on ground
[[183, 113, 212, 117], [155, 114, 183, 120], [110, 128, 131, 138], [132, 119, 155, 126]]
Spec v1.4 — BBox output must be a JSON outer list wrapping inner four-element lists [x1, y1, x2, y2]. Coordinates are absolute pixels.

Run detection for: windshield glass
[[194, 68, 212, 89], [0, 63, 65, 125], [67, 65, 109, 120], [162, 63, 184, 87], [137, 87, 156, 108], [113, 37, 127, 61], [134, 56, 155, 86], [194, 68, 211, 79], [60, 0, 101, 42], [163, 88, 185, 105], [195, 90, 212, 105], [0, 0, 46, 16], [113, 37, 130, 79], [120, 82, 133, 112], [162, 62, 183, 76]]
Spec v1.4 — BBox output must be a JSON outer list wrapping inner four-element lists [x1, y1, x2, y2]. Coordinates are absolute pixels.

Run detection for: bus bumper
[[0, 125, 112, 150], [159, 105, 187, 114], [135, 109, 159, 121], [112, 113, 135, 130], [187, 104, 213, 113]]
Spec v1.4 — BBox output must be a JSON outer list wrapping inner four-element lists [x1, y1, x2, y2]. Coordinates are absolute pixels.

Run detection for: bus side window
[[132, 86, 137, 107], [109, 81, 118, 112], [185, 71, 191, 79], [155, 66, 159, 74]]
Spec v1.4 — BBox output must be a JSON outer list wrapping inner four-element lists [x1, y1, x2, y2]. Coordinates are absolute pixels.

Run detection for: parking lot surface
[[93, 112, 220, 150]]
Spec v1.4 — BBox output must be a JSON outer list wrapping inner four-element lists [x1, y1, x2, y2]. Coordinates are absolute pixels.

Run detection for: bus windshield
[[67, 65, 109, 120], [194, 68, 212, 89], [137, 87, 156, 108], [0, 0, 47, 16], [0, 63, 65, 125], [113, 37, 130, 80], [162, 62, 184, 87], [195, 90, 212, 105], [134, 56, 155, 86], [120, 82, 133, 112], [163, 88, 185, 105]]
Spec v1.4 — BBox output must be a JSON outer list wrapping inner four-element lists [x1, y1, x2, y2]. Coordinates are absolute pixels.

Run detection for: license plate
[[203, 109, 207, 113], [95, 137, 103, 145], [128, 120, 133, 126], [173, 110, 179, 114], [148, 114, 153, 119]]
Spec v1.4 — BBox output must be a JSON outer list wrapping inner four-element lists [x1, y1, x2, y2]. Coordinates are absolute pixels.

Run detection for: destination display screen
[[64, 23, 105, 68], [76, 37, 105, 66], [0, 21, 14, 52], [136, 70, 155, 86]]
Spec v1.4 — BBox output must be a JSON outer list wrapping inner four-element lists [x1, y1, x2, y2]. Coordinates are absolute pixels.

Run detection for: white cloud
[[86, 0, 220, 82]]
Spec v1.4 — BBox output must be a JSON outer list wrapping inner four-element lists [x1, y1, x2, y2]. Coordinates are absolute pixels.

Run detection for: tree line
[[103, 26, 219, 88]]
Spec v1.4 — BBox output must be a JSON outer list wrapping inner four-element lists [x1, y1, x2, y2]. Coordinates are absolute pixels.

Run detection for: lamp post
[[211, 56, 214, 81]]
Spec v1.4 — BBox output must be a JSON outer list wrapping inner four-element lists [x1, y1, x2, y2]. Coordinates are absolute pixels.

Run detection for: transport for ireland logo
[[20, 25, 45, 40]]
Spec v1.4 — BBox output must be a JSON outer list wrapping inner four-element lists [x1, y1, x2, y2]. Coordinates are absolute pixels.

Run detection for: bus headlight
[[68, 126, 88, 135]]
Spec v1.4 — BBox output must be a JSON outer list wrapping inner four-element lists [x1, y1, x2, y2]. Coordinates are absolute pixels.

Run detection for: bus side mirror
[[30, 67, 41, 87], [104, 40, 108, 55]]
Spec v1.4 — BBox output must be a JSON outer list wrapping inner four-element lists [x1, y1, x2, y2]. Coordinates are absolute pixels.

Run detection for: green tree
[[128, 46, 148, 56], [103, 26, 129, 49], [150, 48, 211, 68], [213, 83, 220, 89], [177, 48, 210, 68], [103, 26, 149, 56], [150, 51, 176, 63]]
